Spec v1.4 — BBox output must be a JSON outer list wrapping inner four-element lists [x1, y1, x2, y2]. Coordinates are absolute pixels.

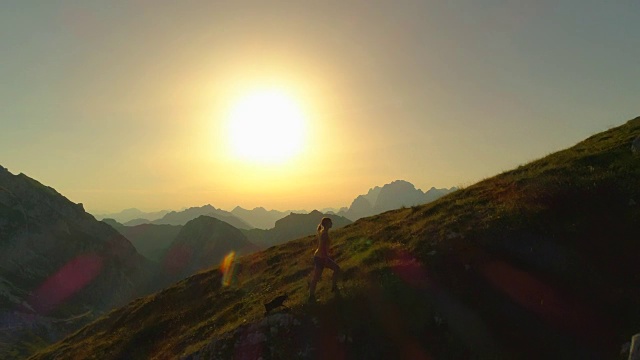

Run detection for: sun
[[226, 88, 307, 164]]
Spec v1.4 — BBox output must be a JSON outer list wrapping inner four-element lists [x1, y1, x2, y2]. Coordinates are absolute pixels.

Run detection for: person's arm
[[328, 234, 334, 257]]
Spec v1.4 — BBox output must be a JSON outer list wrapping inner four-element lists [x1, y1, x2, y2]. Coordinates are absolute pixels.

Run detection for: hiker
[[308, 217, 341, 302]]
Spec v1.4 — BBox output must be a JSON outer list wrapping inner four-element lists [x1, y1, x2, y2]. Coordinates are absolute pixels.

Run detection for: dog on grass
[[264, 294, 289, 314]]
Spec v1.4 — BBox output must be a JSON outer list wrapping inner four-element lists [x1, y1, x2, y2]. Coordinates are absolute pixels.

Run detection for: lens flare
[[27, 253, 104, 314], [221, 251, 236, 286]]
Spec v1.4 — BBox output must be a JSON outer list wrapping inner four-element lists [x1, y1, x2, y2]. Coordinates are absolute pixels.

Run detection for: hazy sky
[[2, 1, 639, 213]]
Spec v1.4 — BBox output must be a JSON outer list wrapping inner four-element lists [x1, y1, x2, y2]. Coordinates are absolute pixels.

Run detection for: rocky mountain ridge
[[341, 180, 457, 220], [0, 166, 158, 358], [91, 181, 454, 229], [93, 208, 170, 224], [151, 205, 252, 230]]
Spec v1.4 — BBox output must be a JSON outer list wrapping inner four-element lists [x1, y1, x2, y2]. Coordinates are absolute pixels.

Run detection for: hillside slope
[[31, 117, 640, 359], [0, 167, 156, 358]]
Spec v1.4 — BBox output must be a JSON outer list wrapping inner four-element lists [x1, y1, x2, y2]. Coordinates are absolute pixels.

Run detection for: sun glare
[[226, 88, 307, 164]]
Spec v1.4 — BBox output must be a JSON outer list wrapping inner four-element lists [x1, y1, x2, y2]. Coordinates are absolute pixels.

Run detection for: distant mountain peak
[[341, 180, 457, 221], [162, 215, 257, 281]]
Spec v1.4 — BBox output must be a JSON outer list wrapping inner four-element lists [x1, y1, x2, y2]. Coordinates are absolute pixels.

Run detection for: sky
[[1, 1, 639, 214]]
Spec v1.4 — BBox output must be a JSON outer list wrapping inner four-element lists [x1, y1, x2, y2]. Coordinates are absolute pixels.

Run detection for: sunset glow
[[2, 1, 637, 214], [226, 88, 307, 165]]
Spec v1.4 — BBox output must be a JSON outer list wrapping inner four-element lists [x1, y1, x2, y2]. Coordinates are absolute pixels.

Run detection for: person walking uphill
[[308, 217, 341, 302]]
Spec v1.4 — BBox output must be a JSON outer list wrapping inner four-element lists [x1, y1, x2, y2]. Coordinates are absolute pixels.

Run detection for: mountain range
[[151, 205, 253, 230], [26, 116, 640, 359], [93, 208, 170, 224], [340, 181, 457, 221], [230, 206, 293, 229], [97, 205, 253, 230], [92, 181, 455, 230], [103, 210, 352, 262]]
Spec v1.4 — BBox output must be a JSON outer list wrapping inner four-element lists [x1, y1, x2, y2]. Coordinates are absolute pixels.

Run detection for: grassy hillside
[[31, 117, 640, 359]]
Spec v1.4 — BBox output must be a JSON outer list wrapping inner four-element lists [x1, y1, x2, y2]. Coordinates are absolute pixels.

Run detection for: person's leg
[[325, 258, 341, 291], [309, 257, 325, 300]]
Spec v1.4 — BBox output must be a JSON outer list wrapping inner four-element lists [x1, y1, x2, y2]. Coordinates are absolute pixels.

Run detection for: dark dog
[[264, 294, 288, 314]]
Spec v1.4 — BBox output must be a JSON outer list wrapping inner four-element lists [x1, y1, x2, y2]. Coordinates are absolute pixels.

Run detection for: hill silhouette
[[242, 210, 352, 249], [231, 206, 292, 229], [102, 219, 182, 262], [28, 116, 640, 359], [92, 208, 169, 223], [151, 205, 253, 230], [161, 216, 260, 283]]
